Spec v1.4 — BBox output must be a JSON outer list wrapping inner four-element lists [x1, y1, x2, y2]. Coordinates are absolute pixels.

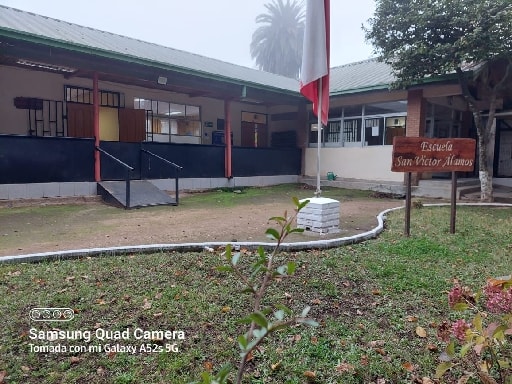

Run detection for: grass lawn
[[0, 203, 511, 383]]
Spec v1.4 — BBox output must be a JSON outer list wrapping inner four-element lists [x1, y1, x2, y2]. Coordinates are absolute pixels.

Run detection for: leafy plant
[[436, 275, 512, 383], [193, 197, 318, 384]]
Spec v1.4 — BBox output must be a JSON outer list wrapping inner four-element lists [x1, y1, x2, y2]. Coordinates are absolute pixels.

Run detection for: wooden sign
[[392, 137, 476, 172]]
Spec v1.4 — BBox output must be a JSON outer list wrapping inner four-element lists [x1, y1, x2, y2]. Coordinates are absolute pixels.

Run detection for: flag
[[300, 0, 330, 126]]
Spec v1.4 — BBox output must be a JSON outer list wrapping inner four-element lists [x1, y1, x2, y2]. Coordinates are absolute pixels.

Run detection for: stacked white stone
[[297, 197, 340, 234]]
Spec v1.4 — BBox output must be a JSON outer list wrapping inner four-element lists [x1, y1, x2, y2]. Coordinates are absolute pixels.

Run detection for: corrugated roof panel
[[0, 6, 403, 98], [329, 59, 396, 94], [0, 5, 300, 93]]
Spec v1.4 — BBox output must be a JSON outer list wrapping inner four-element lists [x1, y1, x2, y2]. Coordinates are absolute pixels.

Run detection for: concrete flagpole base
[[297, 197, 341, 234]]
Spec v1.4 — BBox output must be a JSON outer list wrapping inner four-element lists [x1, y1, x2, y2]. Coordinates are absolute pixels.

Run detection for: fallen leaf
[[221, 306, 230, 313], [336, 362, 355, 373], [293, 334, 302, 342], [372, 289, 381, 295], [416, 326, 427, 338], [310, 336, 318, 344], [21, 366, 30, 373], [142, 298, 152, 310], [402, 361, 415, 372], [153, 312, 163, 318], [303, 370, 316, 378], [368, 340, 385, 348], [406, 315, 419, 322], [65, 276, 75, 282], [311, 298, 322, 305], [0, 370, 6, 384], [96, 367, 106, 375], [106, 351, 116, 359], [96, 299, 106, 305], [154, 292, 162, 300], [375, 347, 386, 356], [377, 379, 386, 384], [203, 361, 213, 371], [245, 351, 254, 362], [70, 356, 80, 364], [360, 355, 369, 366], [426, 343, 438, 352], [478, 371, 499, 384], [271, 361, 281, 370], [422, 377, 435, 384]]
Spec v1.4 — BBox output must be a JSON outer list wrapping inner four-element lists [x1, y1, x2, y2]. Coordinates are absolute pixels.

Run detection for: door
[[498, 130, 512, 176], [241, 121, 268, 147], [67, 103, 94, 138]]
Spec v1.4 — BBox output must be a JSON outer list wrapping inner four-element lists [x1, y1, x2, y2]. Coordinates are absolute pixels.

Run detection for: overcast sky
[[0, 0, 377, 69]]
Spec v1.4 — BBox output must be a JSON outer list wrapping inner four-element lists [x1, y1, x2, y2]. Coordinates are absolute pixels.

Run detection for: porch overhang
[[0, 33, 302, 106]]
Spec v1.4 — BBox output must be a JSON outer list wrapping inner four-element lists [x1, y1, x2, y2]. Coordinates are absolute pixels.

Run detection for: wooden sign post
[[391, 137, 476, 236]]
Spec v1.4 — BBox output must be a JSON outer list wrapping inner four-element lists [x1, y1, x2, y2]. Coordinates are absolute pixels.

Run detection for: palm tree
[[250, 0, 305, 78]]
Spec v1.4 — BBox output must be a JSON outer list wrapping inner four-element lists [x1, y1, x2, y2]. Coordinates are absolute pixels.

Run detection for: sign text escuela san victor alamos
[[391, 137, 476, 173]]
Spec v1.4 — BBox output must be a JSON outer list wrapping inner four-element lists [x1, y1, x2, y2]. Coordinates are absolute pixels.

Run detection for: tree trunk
[[456, 67, 498, 202]]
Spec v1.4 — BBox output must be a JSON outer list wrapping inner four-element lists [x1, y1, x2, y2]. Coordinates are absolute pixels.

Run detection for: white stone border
[[1, 203, 511, 264]]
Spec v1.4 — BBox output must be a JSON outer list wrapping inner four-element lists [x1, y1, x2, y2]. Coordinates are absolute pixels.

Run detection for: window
[[343, 119, 361, 144], [325, 121, 341, 143], [134, 98, 201, 142], [364, 118, 384, 146], [65, 85, 121, 107], [384, 116, 406, 145]]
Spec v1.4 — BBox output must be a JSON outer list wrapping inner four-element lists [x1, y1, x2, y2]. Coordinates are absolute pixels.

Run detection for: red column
[[93, 73, 100, 182], [224, 100, 232, 178]]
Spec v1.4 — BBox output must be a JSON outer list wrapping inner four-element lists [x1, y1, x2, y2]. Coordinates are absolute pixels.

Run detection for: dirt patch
[[0, 193, 403, 257]]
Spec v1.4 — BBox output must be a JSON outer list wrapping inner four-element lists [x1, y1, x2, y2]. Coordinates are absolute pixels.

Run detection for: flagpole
[[316, 78, 322, 196]]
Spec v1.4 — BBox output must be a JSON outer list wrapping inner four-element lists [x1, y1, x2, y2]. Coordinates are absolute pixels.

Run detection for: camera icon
[[29, 308, 74, 322]]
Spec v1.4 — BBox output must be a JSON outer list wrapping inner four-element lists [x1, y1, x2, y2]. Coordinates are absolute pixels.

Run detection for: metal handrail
[[95, 146, 134, 209], [141, 149, 182, 170], [141, 148, 182, 204]]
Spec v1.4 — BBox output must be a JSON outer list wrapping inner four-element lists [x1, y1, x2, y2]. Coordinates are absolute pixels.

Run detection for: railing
[[95, 146, 134, 209], [141, 148, 182, 204]]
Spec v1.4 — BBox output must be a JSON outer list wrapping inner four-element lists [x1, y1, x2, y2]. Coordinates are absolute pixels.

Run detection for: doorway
[[241, 121, 268, 147]]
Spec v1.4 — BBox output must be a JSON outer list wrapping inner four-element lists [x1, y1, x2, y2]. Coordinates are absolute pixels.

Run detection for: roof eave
[[0, 27, 300, 96]]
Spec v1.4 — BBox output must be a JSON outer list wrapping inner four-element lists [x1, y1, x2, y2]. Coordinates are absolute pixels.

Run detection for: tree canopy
[[364, 0, 512, 86], [250, 0, 305, 78], [365, 0, 512, 201]]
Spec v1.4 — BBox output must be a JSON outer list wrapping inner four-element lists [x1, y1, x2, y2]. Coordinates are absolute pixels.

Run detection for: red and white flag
[[300, 0, 330, 126]]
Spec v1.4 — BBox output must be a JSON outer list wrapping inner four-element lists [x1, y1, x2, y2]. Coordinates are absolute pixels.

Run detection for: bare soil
[[0, 193, 404, 257]]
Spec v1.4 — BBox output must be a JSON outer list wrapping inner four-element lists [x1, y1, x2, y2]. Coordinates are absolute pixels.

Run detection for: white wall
[[304, 146, 403, 182], [0, 65, 66, 134]]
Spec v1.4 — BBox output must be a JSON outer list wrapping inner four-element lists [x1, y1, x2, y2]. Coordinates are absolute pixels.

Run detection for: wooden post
[[405, 172, 411, 236], [450, 171, 457, 234]]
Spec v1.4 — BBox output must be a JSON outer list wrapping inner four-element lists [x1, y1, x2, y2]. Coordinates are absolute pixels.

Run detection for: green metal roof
[[329, 59, 395, 95], [0, 6, 418, 100], [0, 5, 300, 95]]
